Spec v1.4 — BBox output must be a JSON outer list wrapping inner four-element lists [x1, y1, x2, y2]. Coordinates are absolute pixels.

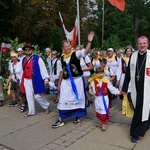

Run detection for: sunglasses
[[24, 48, 32, 51], [52, 53, 56, 55]]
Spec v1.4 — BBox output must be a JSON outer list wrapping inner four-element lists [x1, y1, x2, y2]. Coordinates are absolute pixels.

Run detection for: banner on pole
[[59, 12, 78, 48], [1, 42, 11, 53], [108, 0, 125, 11]]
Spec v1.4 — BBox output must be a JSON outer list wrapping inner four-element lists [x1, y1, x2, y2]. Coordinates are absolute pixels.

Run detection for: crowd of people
[[0, 33, 150, 143]]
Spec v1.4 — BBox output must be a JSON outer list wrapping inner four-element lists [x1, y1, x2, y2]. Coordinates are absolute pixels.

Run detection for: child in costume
[[100, 58, 115, 108], [89, 67, 121, 131]]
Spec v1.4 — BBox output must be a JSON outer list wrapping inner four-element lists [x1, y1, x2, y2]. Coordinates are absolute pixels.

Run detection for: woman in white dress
[[52, 31, 95, 128]]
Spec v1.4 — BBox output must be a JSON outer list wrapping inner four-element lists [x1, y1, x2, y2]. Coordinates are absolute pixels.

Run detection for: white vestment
[[130, 50, 150, 121]]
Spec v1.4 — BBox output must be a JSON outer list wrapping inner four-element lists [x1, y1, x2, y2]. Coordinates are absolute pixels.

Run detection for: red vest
[[23, 59, 33, 79], [93, 80, 108, 96]]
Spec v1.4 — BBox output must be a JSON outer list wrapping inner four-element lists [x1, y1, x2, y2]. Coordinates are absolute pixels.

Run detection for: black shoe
[[8, 101, 18, 107], [0, 101, 4, 107], [74, 117, 81, 124], [131, 136, 140, 143], [19, 105, 26, 113], [86, 99, 93, 107], [52, 120, 64, 128]]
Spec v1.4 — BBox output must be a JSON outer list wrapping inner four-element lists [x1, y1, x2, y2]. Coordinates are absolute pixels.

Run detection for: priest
[[122, 36, 150, 143]]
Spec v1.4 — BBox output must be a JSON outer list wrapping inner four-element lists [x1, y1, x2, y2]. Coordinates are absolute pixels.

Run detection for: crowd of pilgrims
[[4, 41, 134, 132]]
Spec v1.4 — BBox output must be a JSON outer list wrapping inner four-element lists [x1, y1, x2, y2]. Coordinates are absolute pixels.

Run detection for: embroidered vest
[[22, 55, 46, 94], [93, 80, 108, 96], [23, 59, 33, 79], [61, 52, 83, 79]]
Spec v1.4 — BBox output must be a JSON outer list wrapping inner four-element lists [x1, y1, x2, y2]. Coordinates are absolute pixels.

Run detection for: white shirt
[[92, 58, 101, 71], [18, 55, 25, 64], [107, 57, 121, 80], [80, 55, 91, 76], [104, 67, 115, 80], [10, 61, 23, 82]]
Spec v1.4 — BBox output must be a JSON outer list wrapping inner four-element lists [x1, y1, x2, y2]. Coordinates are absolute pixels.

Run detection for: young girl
[[89, 67, 121, 131], [49, 50, 61, 103]]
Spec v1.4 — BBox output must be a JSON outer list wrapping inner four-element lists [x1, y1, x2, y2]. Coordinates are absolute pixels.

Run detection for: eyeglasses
[[24, 48, 31, 51], [52, 53, 56, 55]]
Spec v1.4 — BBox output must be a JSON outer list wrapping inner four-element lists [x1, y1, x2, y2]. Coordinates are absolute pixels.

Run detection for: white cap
[[45, 47, 51, 52], [107, 48, 114, 52], [16, 48, 23, 51]]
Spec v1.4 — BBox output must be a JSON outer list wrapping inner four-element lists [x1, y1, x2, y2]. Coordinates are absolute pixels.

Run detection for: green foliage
[[104, 35, 120, 50], [10, 37, 26, 52], [91, 34, 99, 49], [49, 26, 64, 53], [1, 0, 150, 51], [1, 38, 42, 88]]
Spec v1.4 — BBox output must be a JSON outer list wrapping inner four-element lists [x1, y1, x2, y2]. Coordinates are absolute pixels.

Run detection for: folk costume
[[49, 57, 61, 94], [89, 76, 120, 125], [122, 50, 150, 137], [20, 54, 50, 115], [120, 56, 133, 117], [57, 50, 87, 120]]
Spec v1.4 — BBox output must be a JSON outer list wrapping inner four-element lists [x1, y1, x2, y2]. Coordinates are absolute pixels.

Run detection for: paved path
[[0, 95, 150, 150]]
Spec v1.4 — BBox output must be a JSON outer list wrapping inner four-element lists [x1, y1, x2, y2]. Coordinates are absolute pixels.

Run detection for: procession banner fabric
[[108, 0, 125, 11], [1, 42, 11, 53]]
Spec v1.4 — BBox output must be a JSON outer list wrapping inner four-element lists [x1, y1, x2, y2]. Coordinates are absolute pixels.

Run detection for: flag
[[67, 18, 78, 48], [1, 42, 11, 53], [108, 0, 125, 11], [59, 12, 78, 48], [58, 11, 69, 35]]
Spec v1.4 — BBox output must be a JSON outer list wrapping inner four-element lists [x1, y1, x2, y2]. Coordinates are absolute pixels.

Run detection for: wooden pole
[[77, 0, 81, 45], [101, 0, 105, 51]]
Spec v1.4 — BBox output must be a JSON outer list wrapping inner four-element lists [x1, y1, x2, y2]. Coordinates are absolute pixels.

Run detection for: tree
[[0, 0, 13, 42], [49, 26, 64, 53], [1, 0, 150, 50]]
